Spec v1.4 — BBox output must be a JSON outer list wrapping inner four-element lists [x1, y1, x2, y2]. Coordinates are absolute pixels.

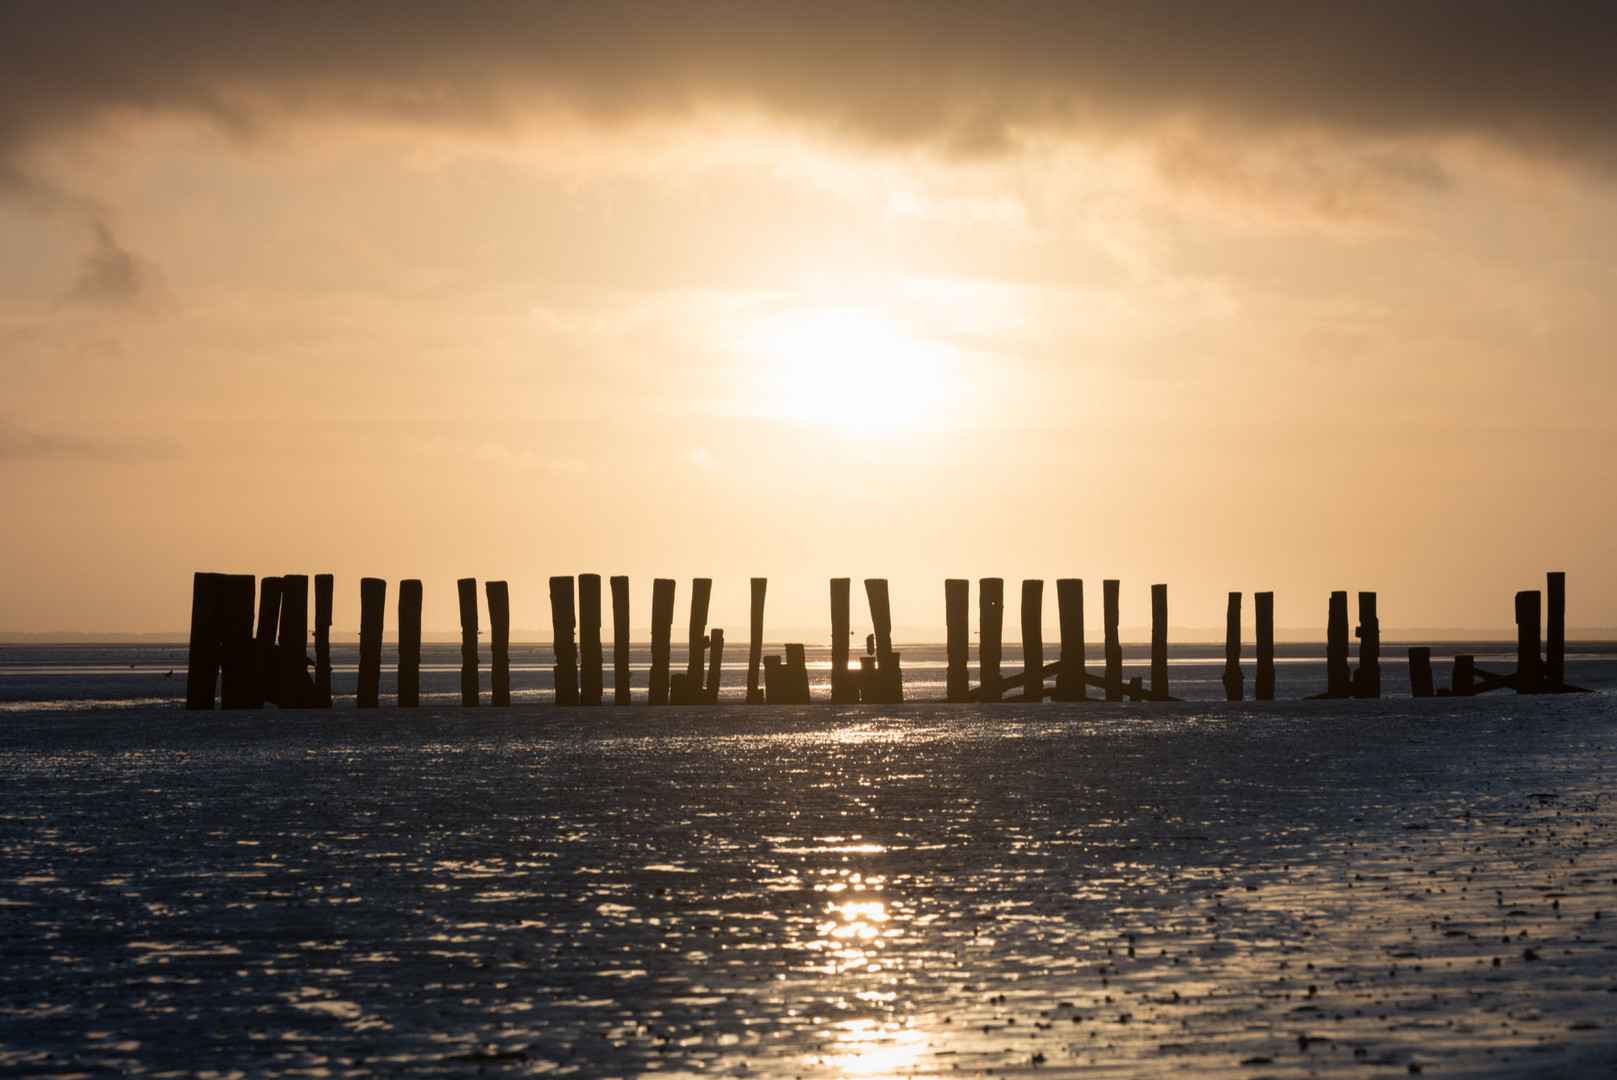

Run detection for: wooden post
[[486, 580, 510, 706], [685, 578, 712, 701], [706, 627, 724, 703], [1055, 579, 1085, 702], [277, 574, 311, 708], [398, 579, 422, 707], [1408, 646, 1435, 697], [747, 577, 766, 704], [249, 576, 282, 708], [358, 577, 386, 708], [980, 578, 1004, 703], [219, 574, 256, 709], [458, 577, 479, 706], [1254, 591, 1275, 701], [864, 578, 901, 703], [1516, 589, 1543, 694], [649, 578, 675, 705], [1150, 583, 1168, 701], [1546, 571, 1566, 692], [830, 578, 857, 703], [185, 571, 222, 710], [1452, 654, 1475, 695], [1222, 591, 1243, 701], [611, 575, 630, 705], [551, 576, 578, 706], [785, 642, 811, 704], [313, 574, 333, 708], [945, 579, 969, 702], [1352, 591, 1380, 698], [579, 573, 603, 706], [1022, 579, 1044, 702], [1103, 579, 1122, 702], [1326, 591, 1351, 698], [763, 655, 783, 703]]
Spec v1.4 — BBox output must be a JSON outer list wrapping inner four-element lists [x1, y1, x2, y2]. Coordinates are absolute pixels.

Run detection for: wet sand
[[2, 698, 1615, 1077]]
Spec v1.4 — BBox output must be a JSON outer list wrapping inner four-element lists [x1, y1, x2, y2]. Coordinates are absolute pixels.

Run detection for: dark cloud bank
[[3, 1, 1616, 164]]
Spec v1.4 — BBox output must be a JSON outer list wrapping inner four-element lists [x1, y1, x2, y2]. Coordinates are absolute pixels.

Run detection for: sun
[[749, 307, 957, 431]]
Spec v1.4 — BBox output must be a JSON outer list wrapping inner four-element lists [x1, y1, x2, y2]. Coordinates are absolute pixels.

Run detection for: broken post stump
[[785, 643, 811, 704], [1352, 592, 1380, 699], [1516, 589, 1543, 695], [1222, 591, 1243, 702], [1055, 579, 1086, 702], [1327, 591, 1351, 698], [1546, 572, 1565, 692], [458, 577, 479, 706], [579, 573, 603, 706], [1254, 591, 1275, 702], [685, 578, 713, 700], [706, 627, 724, 703], [219, 574, 256, 709], [1409, 646, 1435, 697], [487, 580, 511, 707], [358, 577, 386, 708], [747, 577, 766, 705], [865, 578, 901, 703], [398, 579, 422, 708], [980, 578, 1004, 703], [830, 578, 858, 703], [1022, 580, 1044, 702], [186, 571, 222, 710], [249, 576, 282, 708], [314, 574, 334, 708], [1150, 583, 1168, 701], [649, 578, 675, 706], [763, 655, 783, 703], [1103, 579, 1122, 702], [611, 575, 630, 705], [945, 578, 969, 702], [551, 576, 579, 706]]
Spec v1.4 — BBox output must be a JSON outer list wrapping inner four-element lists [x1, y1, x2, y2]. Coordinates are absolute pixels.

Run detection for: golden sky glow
[[3, 3, 1617, 635]]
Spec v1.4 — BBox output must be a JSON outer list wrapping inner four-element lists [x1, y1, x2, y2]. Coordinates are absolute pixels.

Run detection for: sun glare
[[750, 308, 956, 431]]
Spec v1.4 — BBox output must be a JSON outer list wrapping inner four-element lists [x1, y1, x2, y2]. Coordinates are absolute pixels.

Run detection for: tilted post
[[682, 578, 712, 704]]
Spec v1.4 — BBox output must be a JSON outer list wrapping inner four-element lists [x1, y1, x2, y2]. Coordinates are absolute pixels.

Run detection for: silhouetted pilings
[[1022, 579, 1043, 703], [579, 574, 602, 706], [398, 579, 422, 707], [1223, 592, 1243, 701], [649, 577, 675, 706], [457, 577, 478, 707], [1103, 579, 1122, 702], [1054, 578, 1085, 702], [249, 576, 281, 708], [980, 577, 1003, 703], [1547, 571, 1566, 692], [357, 577, 384, 708], [1353, 592, 1380, 698], [612, 575, 630, 705], [945, 578, 969, 702], [550, 576, 578, 706], [1255, 591, 1275, 701], [314, 574, 334, 708], [864, 578, 903, 703], [747, 577, 766, 704], [278, 574, 312, 708], [1150, 583, 1168, 701], [185, 572, 221, 710], [487, 580, 510, 707], [1409, 646, 1434, 697], [830, 578, 858, 703]]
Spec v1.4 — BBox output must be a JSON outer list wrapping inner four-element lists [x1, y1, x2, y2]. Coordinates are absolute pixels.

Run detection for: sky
[[3, 1, 1617, 638]]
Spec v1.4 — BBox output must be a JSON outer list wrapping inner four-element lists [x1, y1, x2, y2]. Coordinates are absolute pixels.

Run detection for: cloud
[[2, 1, 1616, 176], [0, 417, 174, 462], [65, 219, 164, 305]]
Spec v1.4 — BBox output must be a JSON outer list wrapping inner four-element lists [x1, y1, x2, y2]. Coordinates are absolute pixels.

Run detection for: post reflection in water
[[1, 703, 1616, 1077]]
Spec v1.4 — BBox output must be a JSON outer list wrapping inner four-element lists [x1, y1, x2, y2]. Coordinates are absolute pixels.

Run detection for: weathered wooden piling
[[747, 577, 766, 704], [1326, 591, 1351, 698], [865, 578, 902, 703], [830, 578, 858, 703], [945, 579, 969, 702], [785, 642, 811, 704], [313, 574, 334, 708], [551, 576, 579, 706], [1055, 579, 1085, 702], [1546, 571, 1566, 692], [250, 576, 282, 708], [1452, 654, 1475, 695], [763, 655, 783, 703], [1254, 591, 1275, 701], [980, 578, 1004, 703], [278, 574, 311, 708], [398, 579, 422, 707], [487, 580, 511, 706], [1150, 583, 1168, 701], [457, 577, 479, 706], [649, 578, 675, 706], [1022, 579, 1044, 702], [579, 573, 603, 706], [358, 577, 385, 708], [1352, 592, 1380, 698], [1222, 591, 1243, 701], [219, 574, 256, 709], [1516, 589, 1543, 694], [684, 578, 713, 702], [611, 575, 630, 705], [706, 628, 724, 703], [186, 572, 222, 710], [1409, 646, 1435, 697], [1103, 579, 1122, 702]]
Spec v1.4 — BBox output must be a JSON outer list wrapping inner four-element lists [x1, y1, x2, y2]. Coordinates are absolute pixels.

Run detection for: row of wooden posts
[[185, 571, 1583, 710]]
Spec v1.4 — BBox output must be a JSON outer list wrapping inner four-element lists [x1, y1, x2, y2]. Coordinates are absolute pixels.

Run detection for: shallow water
[[2, 697, 1615, 1077]]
